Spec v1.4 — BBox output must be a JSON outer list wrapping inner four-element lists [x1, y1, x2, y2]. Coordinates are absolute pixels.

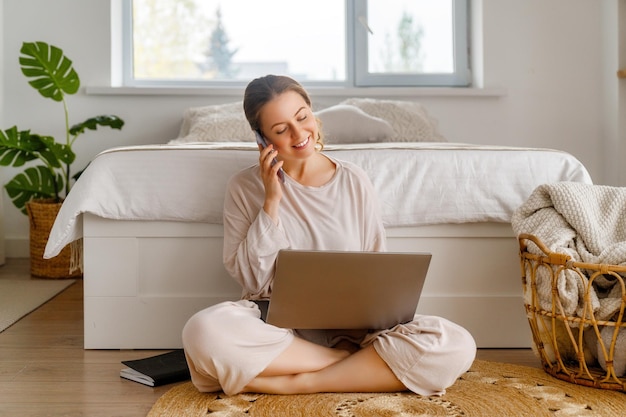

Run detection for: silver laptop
[[265, 250, 431, 330]]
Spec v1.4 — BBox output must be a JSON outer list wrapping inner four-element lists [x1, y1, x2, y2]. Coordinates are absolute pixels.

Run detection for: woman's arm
[[222, 170, 289, 297]]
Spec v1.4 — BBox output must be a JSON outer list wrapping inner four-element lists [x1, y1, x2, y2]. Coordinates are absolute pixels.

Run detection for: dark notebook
[[120, 349, 190, 387]]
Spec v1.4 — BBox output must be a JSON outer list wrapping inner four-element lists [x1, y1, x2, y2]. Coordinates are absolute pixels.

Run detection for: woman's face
[[258, 90, 319, 163]]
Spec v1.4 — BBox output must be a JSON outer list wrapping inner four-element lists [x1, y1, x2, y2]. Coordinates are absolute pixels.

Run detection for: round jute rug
[[147, 360, 626, 416]]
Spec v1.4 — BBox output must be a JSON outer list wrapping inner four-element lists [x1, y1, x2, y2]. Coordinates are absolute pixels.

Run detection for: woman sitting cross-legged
[[182, 74, 476, 396]]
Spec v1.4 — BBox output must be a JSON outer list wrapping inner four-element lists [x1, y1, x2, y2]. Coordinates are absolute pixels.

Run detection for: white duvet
[[44, 142, 593, 258]]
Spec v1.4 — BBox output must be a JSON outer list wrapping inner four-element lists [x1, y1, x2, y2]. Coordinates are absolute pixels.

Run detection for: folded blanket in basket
[[511, 182, 626, 321]]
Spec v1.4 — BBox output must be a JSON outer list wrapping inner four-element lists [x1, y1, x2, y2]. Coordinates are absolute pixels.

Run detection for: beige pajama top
[[222, 156, 387, 299]]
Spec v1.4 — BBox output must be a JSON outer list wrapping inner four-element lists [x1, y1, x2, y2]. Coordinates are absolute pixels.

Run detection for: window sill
[[85, 85, 506, 98]]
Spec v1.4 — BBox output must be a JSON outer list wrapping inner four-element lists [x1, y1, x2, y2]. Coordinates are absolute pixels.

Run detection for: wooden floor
[[0, 257, 541, 417]]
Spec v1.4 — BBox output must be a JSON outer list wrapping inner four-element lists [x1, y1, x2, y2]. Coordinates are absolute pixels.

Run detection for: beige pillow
[[316, 104, 394, 143], [170, 102, 254, 144], [339, 98, 447, 142]]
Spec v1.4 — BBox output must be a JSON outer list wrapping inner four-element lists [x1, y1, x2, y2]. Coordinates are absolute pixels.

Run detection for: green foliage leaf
[[3, 42, 125, 215], [69, 115, 125, 136], [0, 127, 53, 167], [19, 41, 80, 101], [4, 166, 63, 214], [37, 136, 75, 167]]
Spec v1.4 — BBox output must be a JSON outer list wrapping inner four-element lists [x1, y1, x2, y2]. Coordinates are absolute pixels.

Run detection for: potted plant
[[0, 41, 124, 278]]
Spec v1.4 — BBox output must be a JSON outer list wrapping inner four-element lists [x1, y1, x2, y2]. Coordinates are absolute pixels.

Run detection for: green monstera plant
[[0, 41, 124, 214]]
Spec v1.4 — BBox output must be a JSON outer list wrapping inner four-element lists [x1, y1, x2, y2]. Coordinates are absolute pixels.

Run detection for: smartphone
[[255, 130, 285, 183]]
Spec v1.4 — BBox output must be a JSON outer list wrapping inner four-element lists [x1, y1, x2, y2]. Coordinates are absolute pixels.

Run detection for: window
[[123, 0, 469, 87], [354, 0, 470, 86]]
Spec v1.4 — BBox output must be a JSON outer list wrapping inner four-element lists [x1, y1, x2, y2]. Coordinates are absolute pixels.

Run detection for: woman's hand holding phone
[[255, 131, 285, 184], [255, 131, 284, 221]]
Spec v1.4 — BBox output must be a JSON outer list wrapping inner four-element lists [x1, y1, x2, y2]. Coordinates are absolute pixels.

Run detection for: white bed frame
[[82, 214, 529, 349]]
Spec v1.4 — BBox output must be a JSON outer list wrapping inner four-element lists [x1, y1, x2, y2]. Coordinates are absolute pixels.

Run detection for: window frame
[[121, 0, 470, 88]]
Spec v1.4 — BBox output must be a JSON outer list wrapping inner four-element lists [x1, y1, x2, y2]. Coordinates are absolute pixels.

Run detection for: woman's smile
[[293, 137, 310, 149]]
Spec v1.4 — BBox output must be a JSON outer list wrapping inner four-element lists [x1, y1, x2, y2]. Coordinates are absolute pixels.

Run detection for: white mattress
[[44, 142, 592, 258]]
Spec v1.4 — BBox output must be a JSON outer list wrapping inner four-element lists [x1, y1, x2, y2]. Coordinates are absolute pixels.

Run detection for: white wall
[[0, 0, 5, 263], [1, 0, 621, 256], [619, 0, 626, 186]]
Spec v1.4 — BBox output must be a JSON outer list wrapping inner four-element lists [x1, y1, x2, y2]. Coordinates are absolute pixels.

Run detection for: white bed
[[44, 141, 593, 349]]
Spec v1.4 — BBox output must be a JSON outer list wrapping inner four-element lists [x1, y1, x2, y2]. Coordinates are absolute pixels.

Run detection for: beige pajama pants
[[182, 300, 476, 396]]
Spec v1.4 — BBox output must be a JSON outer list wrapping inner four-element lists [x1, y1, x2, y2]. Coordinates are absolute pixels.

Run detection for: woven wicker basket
[[26, 199, 82, 279], [518, 233, 626, 391]]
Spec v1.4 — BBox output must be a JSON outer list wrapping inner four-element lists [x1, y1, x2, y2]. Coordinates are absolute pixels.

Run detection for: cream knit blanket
[[511, 182, 626, 321]]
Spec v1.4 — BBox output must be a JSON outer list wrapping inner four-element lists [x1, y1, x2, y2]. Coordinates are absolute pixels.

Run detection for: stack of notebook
[[120, 349, 190, 387]]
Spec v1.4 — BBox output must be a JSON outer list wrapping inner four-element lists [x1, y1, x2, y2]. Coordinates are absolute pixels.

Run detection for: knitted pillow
[[169, 102, 254, 144]]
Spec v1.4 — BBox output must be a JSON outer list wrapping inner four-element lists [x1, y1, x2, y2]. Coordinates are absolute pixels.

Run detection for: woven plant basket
[[518, 233, 626, 391], [26, 199, 82, 279]]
